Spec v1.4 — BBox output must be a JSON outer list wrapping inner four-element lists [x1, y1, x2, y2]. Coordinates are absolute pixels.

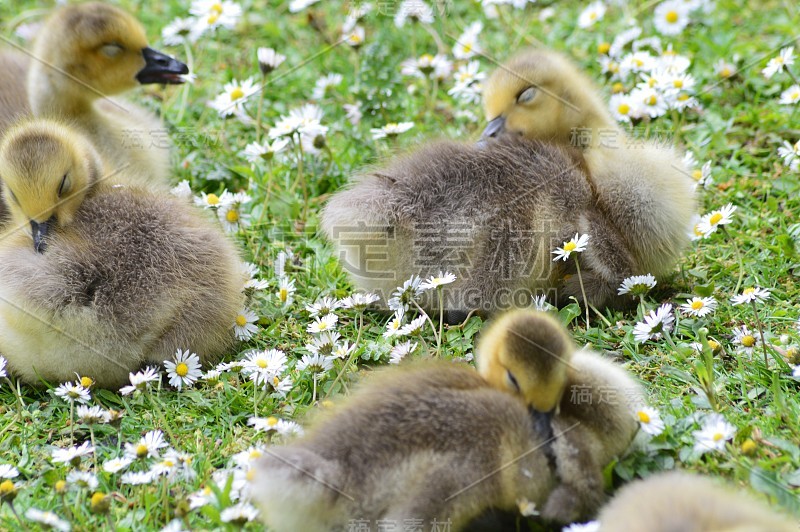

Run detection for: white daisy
[[307, 314, 338, 334], [0, 355, 7, 378], [777, 139, 800, 171], [531, 294, 555, 312], [609, 26, 642, 58], [696, 204, 737, 237], [420, 271, 456, 290], [120, 471, 155, 485], [170, 180, 193, 199], [730, 287, 771, 306], [394, 0, 434, 27], [631, 87, 668, 118], [578, 1, 606, 29], [241, 349, 288, 387], [234, 308, 259, 341], [311, 73, 343, 101], [388, 275, 424, 311], [339, 292, 380, 310], [552, 233, 590, 262], [563, 522, 600, 532], [288, 0, 319, 13], [653, 1, 691, 35], [190, 0, 242, 34], [617, 274, 657, 296], [332, 341, 356, 360], [210, 77, 258, 118], [714, 59, 736, 79], [297, 354, 334, 375], [220, 502, 259, 524], [51, 442, 94, 465], [632, 304, 674, 343], [452, 22, 482, 59], [399, 315, 427, 336], [609, 93, 637, 122], [277, 277, 296, 307], [119, 366, 160, 396], [218, 198, 251, 233], [779, 85, 800, 105], [693, 413, 735, 454], [0, 464, 19, 479], [732, 325, 759, 355], [762, 47, 795, 79], [54, 382, 91, 404], [75, 405, 111, 425], [247, 416, 303, 436], [342, 25, 366, 47], [635, 406, 665, 436], [124, 430, 168, 460], [306, 331, 341, 356], [305, 297, 341, 317], [194, 190, 231, 209], [343, 103, 363, 125], [24, 509, 70, 532], [384, 309, 406, 339], [242, 139, 289, 164], [371, 122, 414, 140], [389, 341, 417, 364], [66, 470, 98, 491], [161, 17, 197, 46], [680, 296, 717, 317], [257, 47, 286, 75], [102, 456, 133, 474], [164, 349, 202, 390]]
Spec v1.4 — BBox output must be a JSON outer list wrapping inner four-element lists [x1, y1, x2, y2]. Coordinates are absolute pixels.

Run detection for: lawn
[[1, 0, 799, 530]]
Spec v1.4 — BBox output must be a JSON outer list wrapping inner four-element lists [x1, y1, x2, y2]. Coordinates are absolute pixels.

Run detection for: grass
[[1, 0, 800, 529]]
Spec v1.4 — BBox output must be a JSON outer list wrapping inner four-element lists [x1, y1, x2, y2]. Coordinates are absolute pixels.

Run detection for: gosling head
[[0, 120, 102, 253], [482, 50, 616, 145], [32, 2, 188, 99], [477, 309, 574, 415]]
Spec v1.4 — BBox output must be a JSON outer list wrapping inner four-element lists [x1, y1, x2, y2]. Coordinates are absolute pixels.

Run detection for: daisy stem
[[59, 492, 74, 522], [175, 40, 194, 124], [6, 502, 28, 531], [722, 227, 744, 294], [255, 72, 267, 143], [638, 294, 646, 321], [312, 374, 318, 403], [662, 328, 678, 351], [411, 300, 440, 352], [69, 401, 75, 446], [89, 425, 98, 472], [573, 256, 590, 328], [162, 477, 170, 524], [437, 287, 444, 357], [326, 313, 363, 398], [106, 513, 117, 532], [751, 300, 770, 367], [785, 67, 800, 87]]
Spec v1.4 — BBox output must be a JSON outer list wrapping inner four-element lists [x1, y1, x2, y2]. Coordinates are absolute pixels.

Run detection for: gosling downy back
[[597, 471, 797, 532], [482, 49, 697, 278], [0, 2, 188, 186], [322, 136, 638, 315], [0, 119, 244, 388]]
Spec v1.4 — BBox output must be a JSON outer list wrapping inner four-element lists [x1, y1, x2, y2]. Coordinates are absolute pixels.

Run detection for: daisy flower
[[394, 0, 434, 27], [125, 430, 167, 460], [297, 354, 334, 375], [452, 22, 482, 59], [609, 93, 637, 122], [210, 77, 258, 118], [307, 314, 338, 334], [332, 341, 356, 360], [371, 122, 414, 140], [609, 26, 642, 58], [234, 308, 259, 341], [194, 190, 230, 209], [311, 73, 343, 100], [51, 442, 94, 465], [247, 416, 303, 436], [54, 381, 91, 404], [617, 274, 657, 296], [778, 139, 800, 171], [343, 103, 363, 125], [730, 287, 771, 306], [190, 0, 242, 34], [420, 271, 456, 290], [632, 304, 674, 343], [221, 502, 259, 524], [257, 47, 286, 75], [121, 471, 155, 485], [276, 277, 296, 307], [306, 331, 341, 356], [714, 59, 736, 79], [0, 464, 19, 479], [0, 355, 6, 379], [164, 349, 202, 390], [161, 17, 197, 46], [384, 309, 406, 338], [516, 498, 539, 517], [762, 47, 795, 79], [563, 522, 600, 532], [218, 196, 251, 233], [389, 341, 417, 364], [531, 294, 555, 312], [578, 1, 606, 29], [653, 1, 691, 35], [24, 509, 70, 532], [288, 0, 320, 13], [66, 470, 98, 491], [631, 87, 668, 118], [696, 204, 737, 237], [635, 406, 665, 436], [342, 25, 366, 47], [693, 414, 735, 454], [552, 233, 590, 262], [779, 85, 800, 105], [75, 405, 111, 425], [170, 180, 192, 199], [305, 297, 341, 317], [399, 315, 427, 336], [102, 456, 133, 474], [732, 325, 759, 355], [618, 52, 655, 79], [339, 292, 380, 310], [241, 349, 288, 387], [242, 139, 289, 164], [388, 275, 424, 311], [680, 296, 717, 317], [119, 366, 160, 395]]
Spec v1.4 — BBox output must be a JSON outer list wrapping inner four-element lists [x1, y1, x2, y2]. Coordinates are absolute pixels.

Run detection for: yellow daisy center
[[692, 169, 703, 180], [267, 416, 278, 427], [279, 288, 288, 302], [589, 12, 598, 20], [691, 300, 704, 310], [678, 93, 689, 101], [617, 103, 630, 115], [211, 3, 223, 13], [318, 321, 329, 330], [693, 224, 703, 236], [611, 82, 624, 93], [721, 67, 731, 77], [420, 54, 434, 62], [463, 43, 472, 54], [665, 10, 679, 23], [709, 213, 723, 225], [249, 450, 263, 459], [136, 444, 148, 458], [55, 480, 67, 493], [743, 287, 755, 295], [80, 376, 93, 388], [0, 480, 14, 495], [673, 79, 684, 88], [609, 62, 619, 73], [637, 411, 651, 423], [163, 460, 175, 468], [776, 57, 784, 65], [741, 335, 756, 347], [708, 340, 720, 350], [598, 42, 610, 55], [230, 87, 245, 101], [634, 58, 644, 67], [646, 95, 658, 106], [235, 314, 248, 327], [564, 241, 577, 252], [175, 362, 189, 377], [206, 193, 220, 205], [246, 469, 256, 481], [256, 359, 267, 369], [208, 13, 220, 24], [712, 432, 724, 442], [226, 209, 239, 223]]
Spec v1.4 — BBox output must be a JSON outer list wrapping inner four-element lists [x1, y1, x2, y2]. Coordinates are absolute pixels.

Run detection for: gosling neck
[[27, 61, 95, 117], [578, 109, 625, 151]]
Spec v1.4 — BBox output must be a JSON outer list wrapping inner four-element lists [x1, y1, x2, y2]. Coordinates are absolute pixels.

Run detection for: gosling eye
[[100, 43, 124, 57], [516, 86, 537, 104], [58, 174, 70, 198], [505, 370, 521, 393]]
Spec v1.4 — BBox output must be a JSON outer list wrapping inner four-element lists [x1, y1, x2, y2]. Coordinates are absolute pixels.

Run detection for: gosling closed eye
[[506, 370, 521, 393], [517, 87, 537, 104], [100, 43, 124, 57], [58, 174, 70, 197]]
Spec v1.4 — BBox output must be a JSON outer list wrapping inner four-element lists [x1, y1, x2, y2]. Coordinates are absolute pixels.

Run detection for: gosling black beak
[[481, 116, 506, 139], [136, 47, 189, 85], [30, 218, 54, 254]]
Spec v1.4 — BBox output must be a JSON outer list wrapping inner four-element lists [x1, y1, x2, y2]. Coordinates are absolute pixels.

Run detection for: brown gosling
[[0, 119, 244, 388]]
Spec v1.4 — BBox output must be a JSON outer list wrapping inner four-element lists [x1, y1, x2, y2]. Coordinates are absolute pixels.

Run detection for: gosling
[[0, 2, 188, 185], [322, 136, 636, 316], [483, 49, 697, 281], [0, 119, 244, 388], [596, 471, 797, 531], [253, 311, 633, 529]]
